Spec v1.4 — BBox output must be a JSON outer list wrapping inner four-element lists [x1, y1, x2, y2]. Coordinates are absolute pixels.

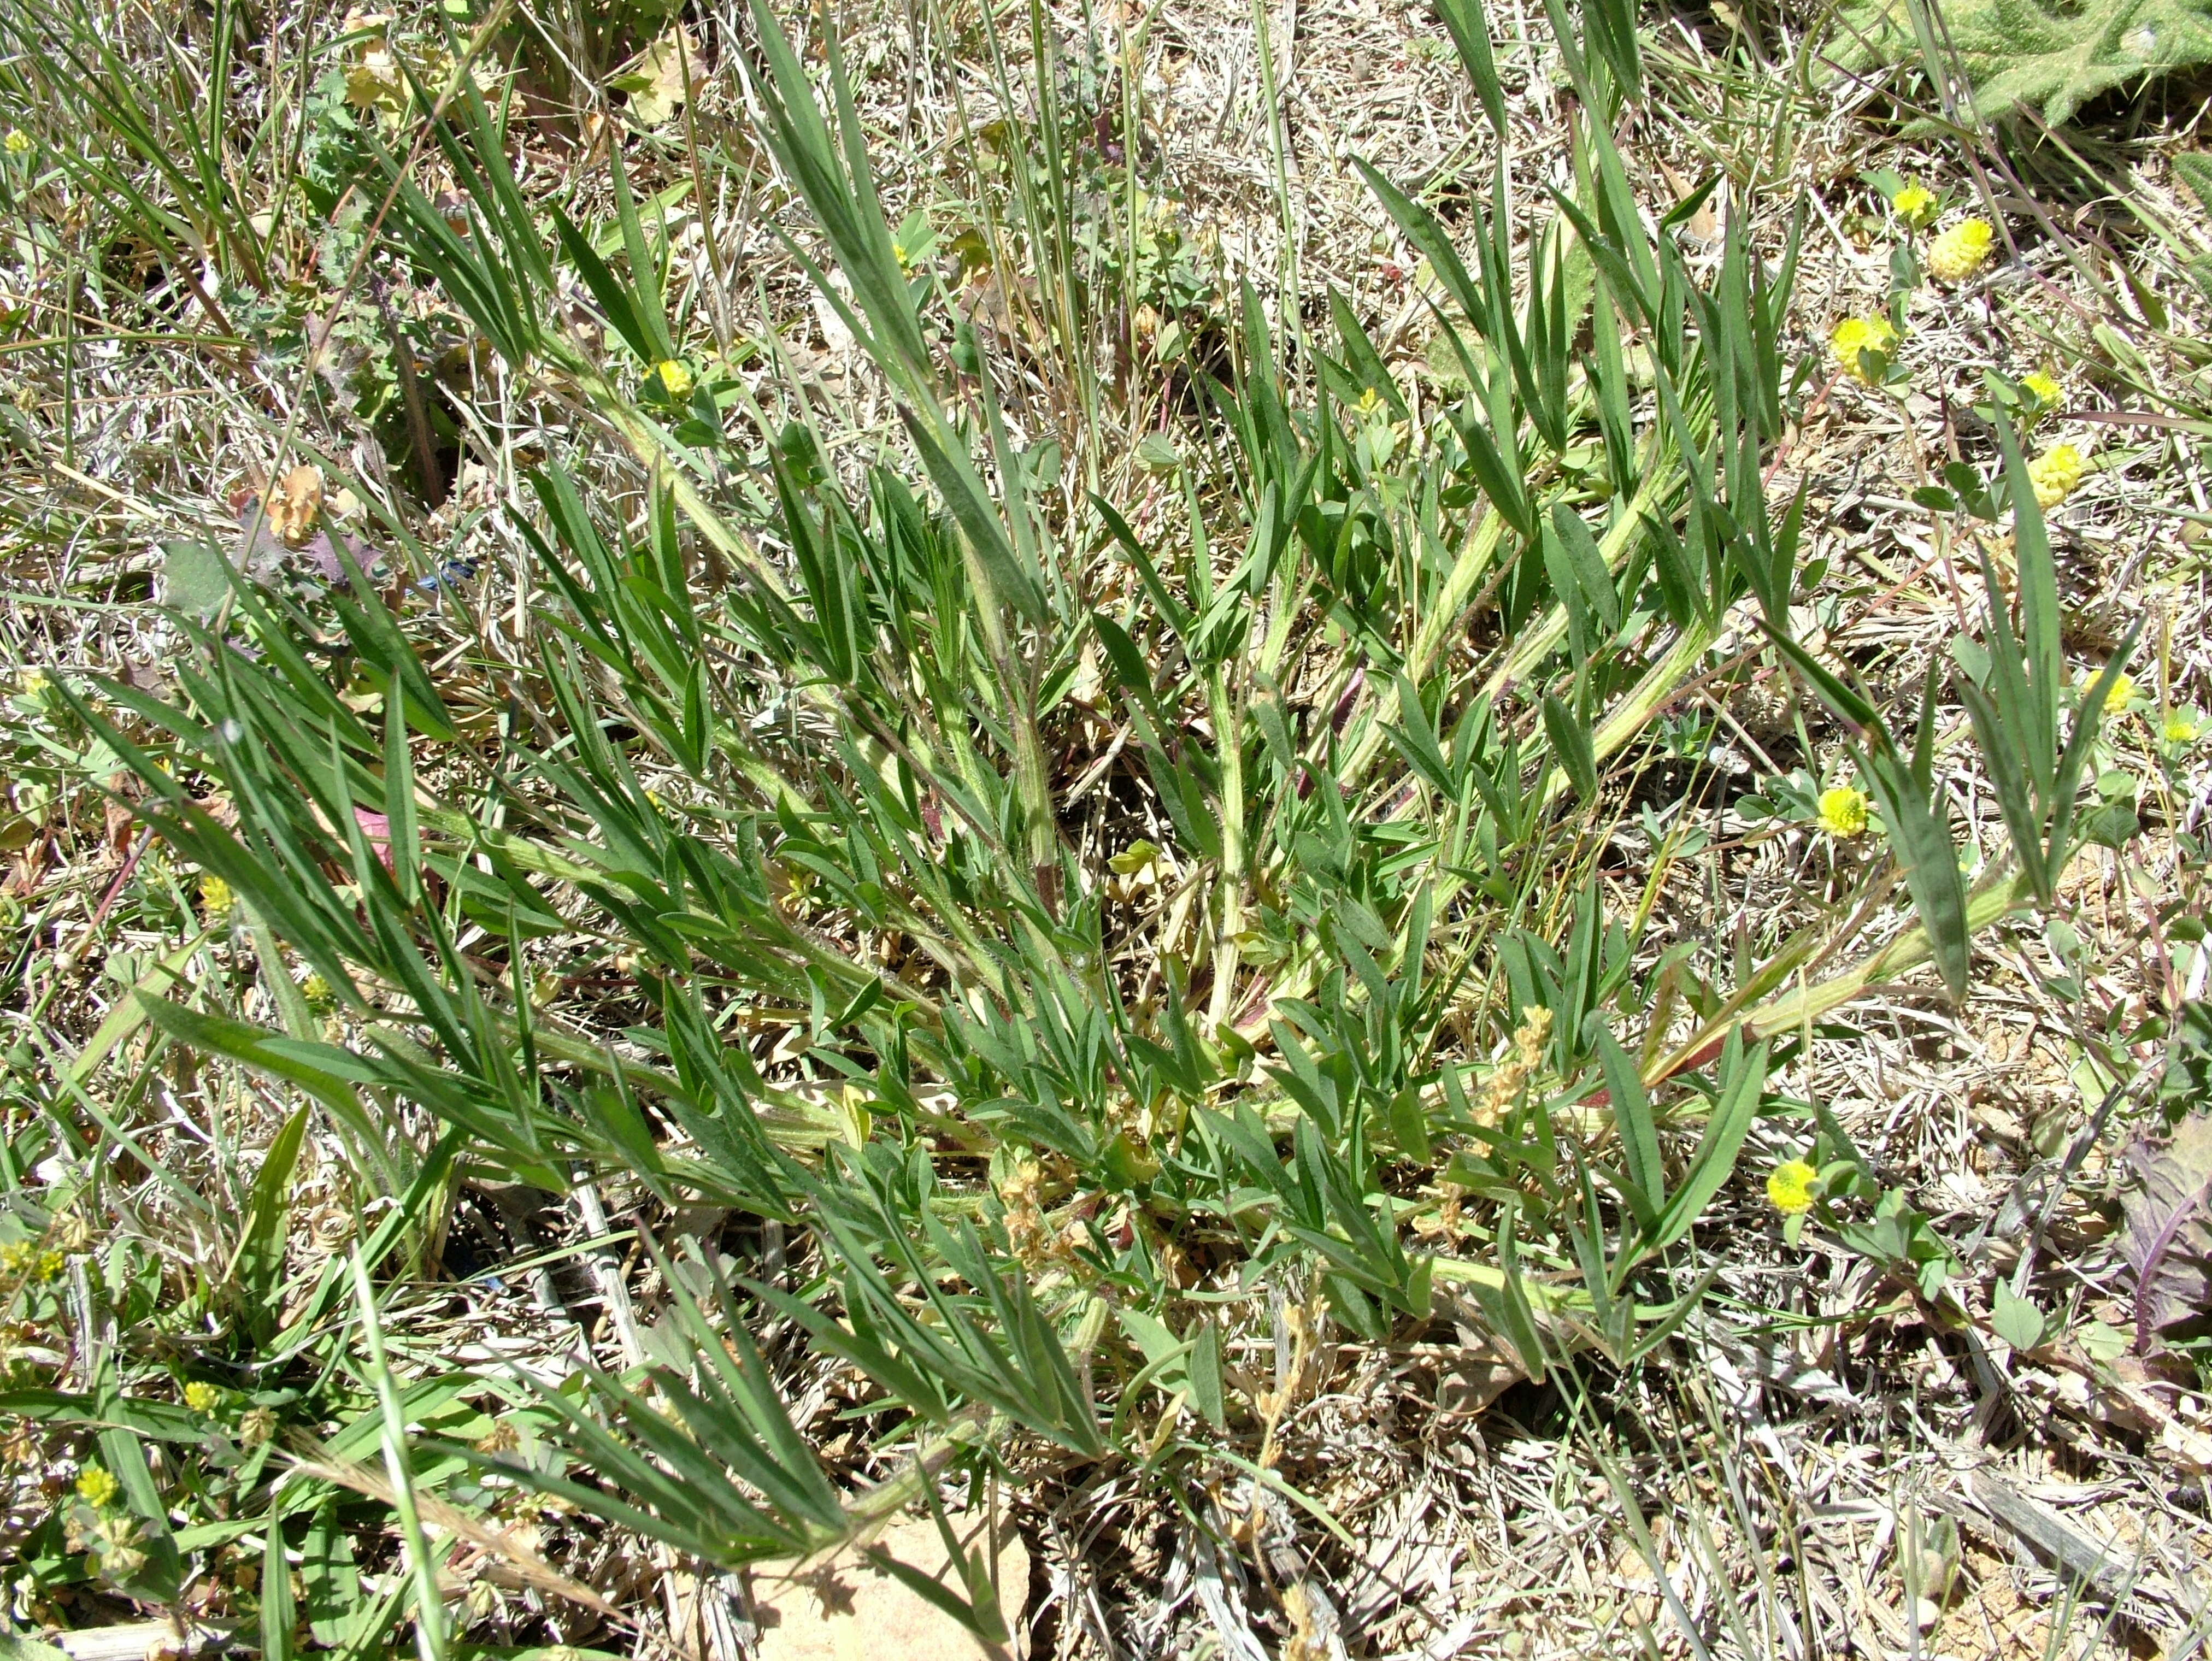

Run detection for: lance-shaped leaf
[[1768, 632, 1971, 1000]]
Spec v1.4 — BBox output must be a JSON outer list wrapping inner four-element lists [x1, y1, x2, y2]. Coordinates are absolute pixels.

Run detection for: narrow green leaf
[[1650, 1037, 1768, 1250], [1431, 0, 1507, 129], [902, 409, 1047, 627], [1863, 745, 1972, 1000], [1543, 694, 1599, 801], [1188, 1318, 1226, 1429], [1596, 1032, 1662, 1230], [262, 1511, 296, 1661], [385, 684, 420, 908], [1995, 422, 2061, 787], [227, 1104, 310, 1323], [1547, 502, 1621, 634]]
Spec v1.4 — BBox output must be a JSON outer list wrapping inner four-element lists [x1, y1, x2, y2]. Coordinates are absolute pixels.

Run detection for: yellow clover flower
[[2097, 669, 2135, 714], [3, 129, 30, 156], [183, 1381, 221, 1413], [1767, 1158, 1819, 1215], [654, 359, 694, 399], [1927, 217, 1996, 284], [2164, 711, 2203, 746], [0, 1239, 63, 1281], [2027, 443, 2085, 508], [1892, 183, 1938, 227], [1817, 785, 1870, 840], [75, 1464, 120, 1509], [2020, 370, 2063, 408], [1830, 316, 1899, 386], [199, 875, 236, 918]]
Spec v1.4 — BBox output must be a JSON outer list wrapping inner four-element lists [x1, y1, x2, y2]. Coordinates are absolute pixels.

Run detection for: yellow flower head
[[0, 1239, 63, 1281], [1830, 316, 1899, 386], [1817, 785, 1870, 839], [3, 129, 30, 156], [18, 668, 49, 700], [75, 1464, 120, 1509], [2164, 712, 2203, 746], [2097, 669, 2135, 714], [2020, 370, 2063, 408], [1927, 217, 1996, 284], [654, 359, 693, 399], [301, 971, 331, 1006], [199, 875, 236, 918], [1767, 1158, 1819, 1215], [183, 1381, 221, 1413], [2027, 442, 2085, 509], [1892, 183, 1938, 227]]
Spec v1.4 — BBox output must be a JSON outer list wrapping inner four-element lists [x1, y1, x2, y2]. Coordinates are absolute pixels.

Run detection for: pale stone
[[749, 1513, 1028, 1661]]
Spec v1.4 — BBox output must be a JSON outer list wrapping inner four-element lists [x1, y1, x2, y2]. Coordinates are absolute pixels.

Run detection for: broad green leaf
[[1992, 1283, 2046, 1351]]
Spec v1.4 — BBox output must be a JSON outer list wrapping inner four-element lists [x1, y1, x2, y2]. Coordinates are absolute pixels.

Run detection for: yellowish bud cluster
[[75, 1465, 120, 1509], [1474, 1005, 1553, 1124], [0, 1239, 64, 1282], [1817, 785, 1870, 840], [1927, 218, 1995, 284], [999, 1158, 1051, 1270], [1767, 1158, 1818, 1215], [2027, 443, 2085, 508], [1829, 316, 1899, 386], [199, 875, 236, 917], [1892, 183, 1937, 227]]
